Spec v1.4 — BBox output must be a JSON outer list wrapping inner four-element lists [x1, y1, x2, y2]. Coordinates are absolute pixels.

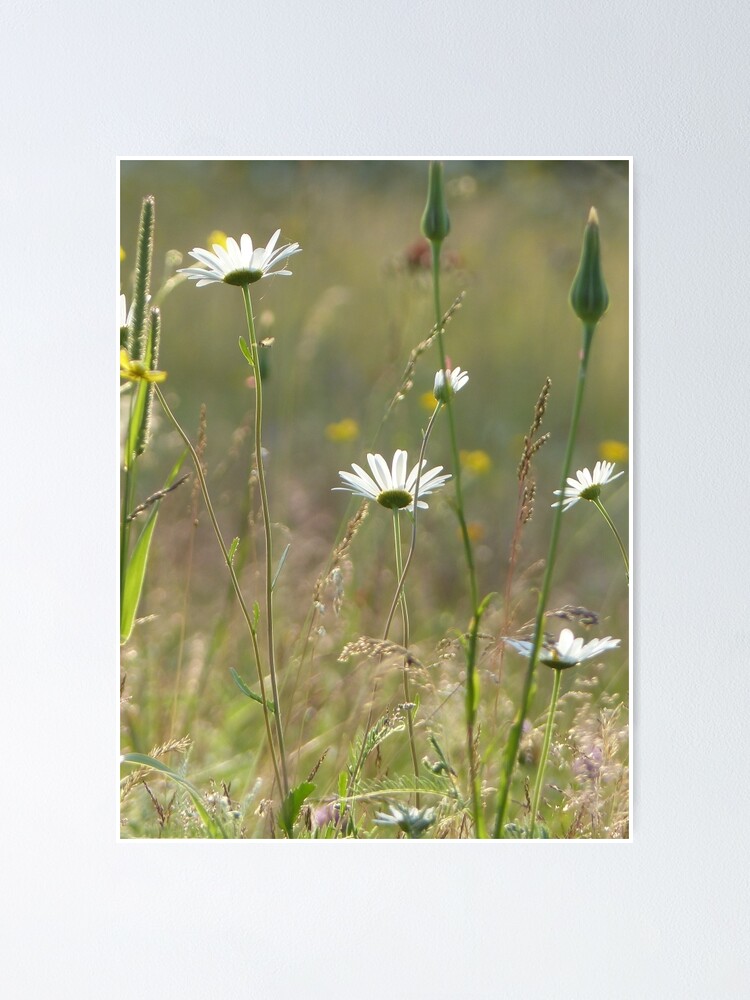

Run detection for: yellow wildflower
[[207, 230, 228, 249], [326, 418, 359, 443], [466, 521, 485, 543], [599, 439, 628, 464], [460, 449, 491, 475], [420, 391, 436, 412], [120, 348, 167, 383]]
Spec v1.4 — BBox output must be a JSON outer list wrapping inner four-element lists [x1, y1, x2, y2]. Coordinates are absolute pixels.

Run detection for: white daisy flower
[[334, 449, 451, 512], [552, 460, 624, 511], [178, 230, 301, 287], [374, 802, 436, 837], [433, 366, 469, 403], [505, 627, 620, 669]]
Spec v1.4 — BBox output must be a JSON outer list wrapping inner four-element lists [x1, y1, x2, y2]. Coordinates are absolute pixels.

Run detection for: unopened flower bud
[[421, 161, 451, 244], [569, 207, 609, 326]]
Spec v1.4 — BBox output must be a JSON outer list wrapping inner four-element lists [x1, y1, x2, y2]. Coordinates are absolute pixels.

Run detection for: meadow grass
[[120, 160, 629, 839]]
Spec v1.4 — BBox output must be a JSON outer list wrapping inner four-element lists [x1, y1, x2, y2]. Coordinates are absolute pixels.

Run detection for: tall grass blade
[[271, 543, 290, 592], [120, 452, 186, 643]]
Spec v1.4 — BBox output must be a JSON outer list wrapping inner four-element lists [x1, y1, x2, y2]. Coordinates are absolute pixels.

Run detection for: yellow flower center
[[377, 489, 413, 510], [579, 485, 601, 502], [223, 269, 255, 287]]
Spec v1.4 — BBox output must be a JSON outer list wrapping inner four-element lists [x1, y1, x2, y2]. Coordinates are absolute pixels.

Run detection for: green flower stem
[[392, 510, 420, 806], [430, 243, 485, 838], [430, 250, 479, 613], [493, 322, 595, 838], [241, 285, 289, 799], [153, 385, 284, 798], [528, 666, 563, 838], [592, 496, 629, 583]]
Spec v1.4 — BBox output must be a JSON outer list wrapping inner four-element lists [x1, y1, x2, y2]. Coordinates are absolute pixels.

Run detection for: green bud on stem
[[421, 161, 451, 244], [569, 207, 609, 326]]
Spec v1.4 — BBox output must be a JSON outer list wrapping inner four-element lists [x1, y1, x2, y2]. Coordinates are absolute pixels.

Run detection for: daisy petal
[[365, 453, 389, 491]]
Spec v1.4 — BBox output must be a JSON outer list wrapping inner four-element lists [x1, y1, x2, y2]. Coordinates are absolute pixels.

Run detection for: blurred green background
[[120, 160, 629, 834]]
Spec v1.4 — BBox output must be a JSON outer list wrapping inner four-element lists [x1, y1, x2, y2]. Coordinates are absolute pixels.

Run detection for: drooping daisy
[[178, 230, 301, 287], [433, 365, 469, 402], [334, 450, 450, 512], [505, 627, 620, 670], [552, 460, 624, 511]]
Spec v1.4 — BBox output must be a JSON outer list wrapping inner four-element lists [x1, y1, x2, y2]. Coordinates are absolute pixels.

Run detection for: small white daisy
[[434, 366, 469, 402], [552, 460, 624, 511], [374, 802, 436, 837], [505, 627, 620, 669], [178, 230, 301, 287], [334, 449, 451, 512]]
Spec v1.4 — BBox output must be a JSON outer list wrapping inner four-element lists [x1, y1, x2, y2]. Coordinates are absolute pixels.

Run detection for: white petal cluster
[[334, 450, 450, 511], [505, 627, 620, 668], [553, 460, 624, 511], [433, 366, 469, 402], [179, 230, 301, 287]]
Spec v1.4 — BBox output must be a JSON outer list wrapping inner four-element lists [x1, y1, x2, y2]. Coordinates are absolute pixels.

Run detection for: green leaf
[[120, 752, 226, 838], [238, 335, 255, 367], [338, 770, 348, 801], [279, 781, 315, 837], [120, 502, 159, 644], [229, 668, 276, 714], [271, 543, 290, 591], [228, 537, 240, 564], [477, 591, 497, 619], [252, 601, 260, 631], [120, 452, 186, 644]]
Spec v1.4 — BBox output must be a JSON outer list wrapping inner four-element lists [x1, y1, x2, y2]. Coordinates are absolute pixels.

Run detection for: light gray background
[[2, 1, 748, 997]]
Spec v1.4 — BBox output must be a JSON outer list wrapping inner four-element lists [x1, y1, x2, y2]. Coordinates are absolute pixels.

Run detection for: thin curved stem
[[528, 667, 563, 838], [382, 405, 440, 639], [592, 496, 629, 583], [493, 323, 595, 838], [241, 285, 289, 798], [346, 406, 442, 810], [392, 510, 420, 807], [154, 385, 283, 797], [430, 250, 479, 614]]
